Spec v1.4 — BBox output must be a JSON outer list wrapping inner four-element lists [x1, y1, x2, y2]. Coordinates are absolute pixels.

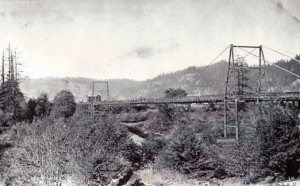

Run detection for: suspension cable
[[236, 46, 300, 79], [109, 82, 124, 98], [180, 45, 230, 85], [174, 45, 230, 97], [263, 45, 300, 64]]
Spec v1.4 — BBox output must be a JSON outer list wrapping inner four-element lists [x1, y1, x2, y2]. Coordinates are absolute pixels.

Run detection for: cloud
[[118, 43, 179, 60], [135, 47, 153, 58], [118, 46, 153, 59]]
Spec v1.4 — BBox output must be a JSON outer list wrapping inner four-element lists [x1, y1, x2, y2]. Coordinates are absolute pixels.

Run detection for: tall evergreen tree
[[255, 104, 300, 180], [0, 81, 26, 126]]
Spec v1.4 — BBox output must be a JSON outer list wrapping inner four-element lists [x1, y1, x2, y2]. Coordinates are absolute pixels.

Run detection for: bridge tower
[[224, 45, 269, 144]]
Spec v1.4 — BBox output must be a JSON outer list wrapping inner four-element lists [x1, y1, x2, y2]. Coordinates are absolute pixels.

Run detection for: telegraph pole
[[106, 82, 110, 100], [14, 51, 18, 81], [2, 51, 4, 90], [10, 51, 14, 82], [8, 45, 11, 82]]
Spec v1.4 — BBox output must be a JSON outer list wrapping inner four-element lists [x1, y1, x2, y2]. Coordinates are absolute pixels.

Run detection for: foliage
[[219, 115, 258, 181], [0, 114, 144, 185], [268, 56, 300, 90], [158, 124, 225, 179], [143, 109, 173, 132], [1, 119, 70, 185], [87, 150, 130, 185], [26, 93, 52, 122], [26, 98, 37, 122], [51, 90, 76, 118], [140, 136, 166, 167], [164, 88, 187, 98], [35, 93, 52, 118], [254, 104, 300, 181], [68, 116, 141, 184], [0, 81, 27, 126]]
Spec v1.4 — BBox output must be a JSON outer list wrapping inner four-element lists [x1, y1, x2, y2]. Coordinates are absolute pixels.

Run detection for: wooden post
[[224, 100, 227, 138], [2, 51, 4, 90], [107, 82, 110, 100], [92, 82, 95, 102], [235, 99, 239, 145]]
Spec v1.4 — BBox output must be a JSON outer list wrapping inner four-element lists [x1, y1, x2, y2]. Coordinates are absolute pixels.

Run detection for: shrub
[[140, 135, 166, 167], [158, 124, 225, 179], [164, 88, 187, 98], [34, 93, 52, 118], [87, 150, 130, 185], [26, 98, 37, 122], [255, 104, 300, 180], [1, 119, 70, 185], [0, 115, 141, 185], [64, 116, 142, 184], [0, 81, 27, 126], [51, 90, 76, 118]]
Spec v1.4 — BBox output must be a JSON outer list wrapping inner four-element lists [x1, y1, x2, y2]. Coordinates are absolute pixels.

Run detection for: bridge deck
[[79, 92, 300, 106]]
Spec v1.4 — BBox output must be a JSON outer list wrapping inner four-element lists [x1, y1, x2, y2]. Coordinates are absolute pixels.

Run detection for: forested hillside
[[20, 56, 300, 101]]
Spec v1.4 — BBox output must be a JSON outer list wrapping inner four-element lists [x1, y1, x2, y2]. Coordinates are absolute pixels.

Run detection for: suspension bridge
[[79, 44, 300, 144]]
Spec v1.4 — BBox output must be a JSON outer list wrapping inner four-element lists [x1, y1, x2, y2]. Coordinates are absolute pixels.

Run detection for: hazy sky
[[0, 0, 300, 80]]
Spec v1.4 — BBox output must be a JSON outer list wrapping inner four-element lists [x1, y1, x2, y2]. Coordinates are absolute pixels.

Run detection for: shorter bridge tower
[[224, 45, 270, 144]]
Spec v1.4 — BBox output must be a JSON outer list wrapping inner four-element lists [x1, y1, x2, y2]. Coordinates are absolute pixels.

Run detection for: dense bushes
[[0, 115, 141, 185], [220, 104, 300, 183], [0, 82, 27, 126], [26, 93, 52, 122], [1, 119, 70, 185], [255, 104, 300, 180], [158, 124, 225, 179], [51, 90, 76, 118], [1, 89, 299, 185], [164, 88, 187, 98]]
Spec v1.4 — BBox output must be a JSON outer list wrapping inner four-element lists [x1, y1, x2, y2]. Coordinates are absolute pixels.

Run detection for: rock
[[108, 169, 133, 186], [125, 173, 145, 186]]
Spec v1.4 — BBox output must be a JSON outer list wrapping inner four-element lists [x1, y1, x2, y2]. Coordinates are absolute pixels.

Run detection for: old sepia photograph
[[0, 0, 299, 185]]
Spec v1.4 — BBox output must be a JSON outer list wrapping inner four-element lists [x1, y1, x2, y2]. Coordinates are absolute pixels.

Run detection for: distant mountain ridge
[[19, 58, 300, 102]]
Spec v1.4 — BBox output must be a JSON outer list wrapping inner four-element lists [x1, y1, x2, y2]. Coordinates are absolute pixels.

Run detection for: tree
[[26, 98, 37, 122], [254, 104, 300, 181], [158, 124, 225, 179], [51, 90, 76, 118], [0, 81, 27, 126], [35, 93, 52, 118], [164, 88, 187, 99]]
